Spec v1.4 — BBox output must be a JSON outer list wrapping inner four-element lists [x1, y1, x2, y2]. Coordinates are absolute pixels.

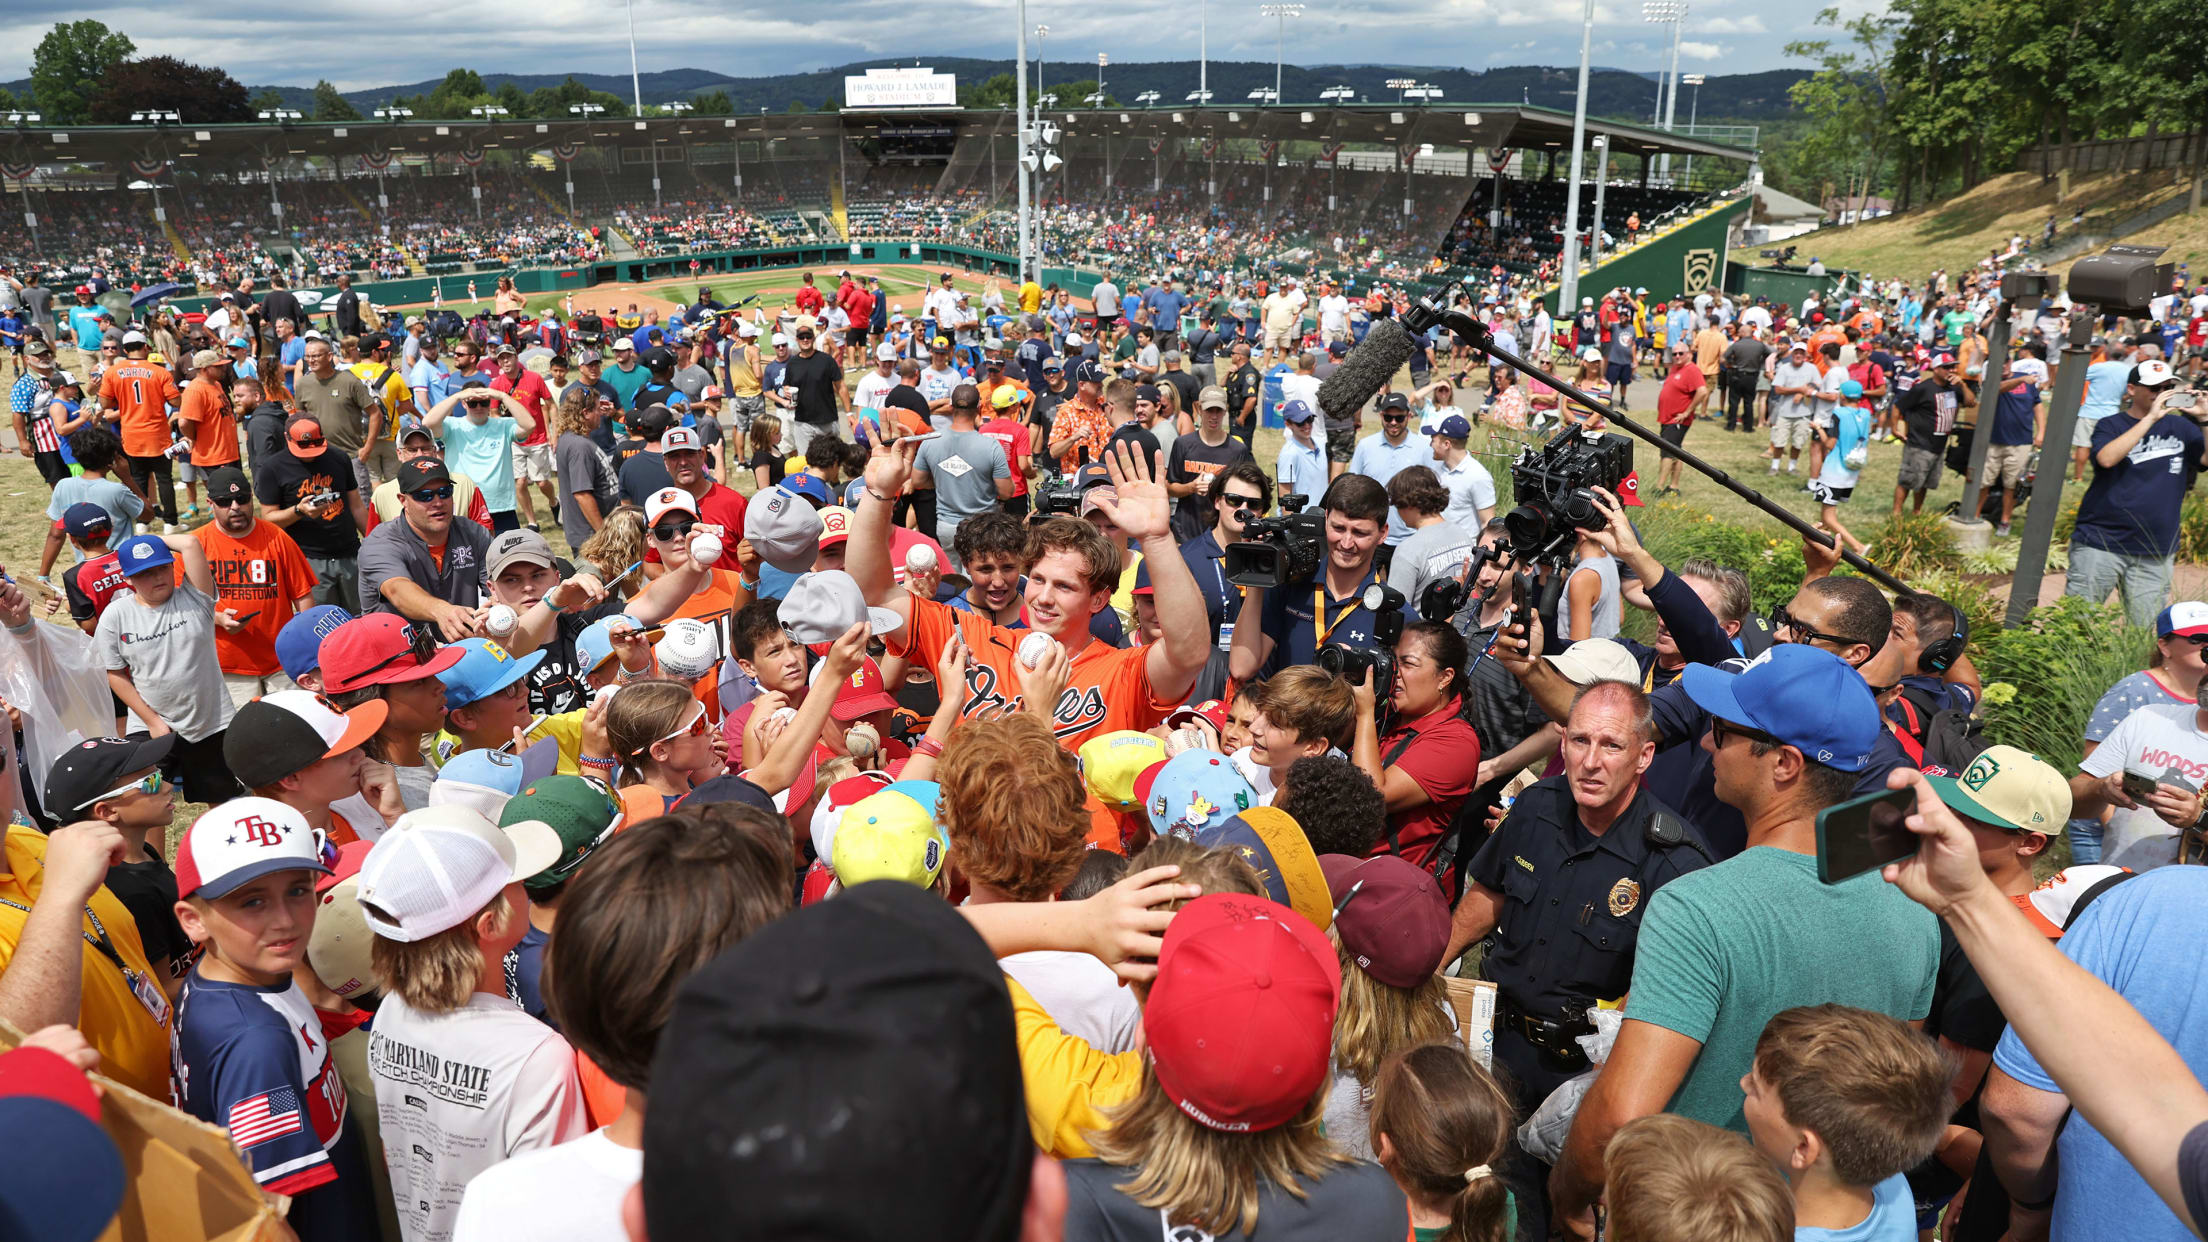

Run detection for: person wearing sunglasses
[[255, 412, 372, 616], [190, 468, 317, 707], [420, 379, 537, 535], [1349, 393, 1440, 546], [43, 733, 190, 991], [1542, 645, 1940, 1241], [359, 456, 495, 644], [605, 680, 731, 813]]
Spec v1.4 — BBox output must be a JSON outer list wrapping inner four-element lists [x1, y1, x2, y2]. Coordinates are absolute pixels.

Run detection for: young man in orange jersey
[[97, 331, 183, 532], [848, 438, 1211, 748]]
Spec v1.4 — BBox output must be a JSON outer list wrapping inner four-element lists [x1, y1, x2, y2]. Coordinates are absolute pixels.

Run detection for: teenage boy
[[359, 806, 585, 1242], [1273, 398, 1330, 513], [45, 734, 192, 987], [1740, 1005, 1953, 1240], [40, 426, 143, 579], [1234, 666, 1357, 803], [170, 797, 379, 1240], [1164, 384, 1254, 540], [96, 534, 245, 804], [224, 691, 405, 848]]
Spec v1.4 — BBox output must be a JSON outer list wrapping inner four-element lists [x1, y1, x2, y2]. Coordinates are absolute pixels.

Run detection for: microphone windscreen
[[1316, 318, 1421, 423]]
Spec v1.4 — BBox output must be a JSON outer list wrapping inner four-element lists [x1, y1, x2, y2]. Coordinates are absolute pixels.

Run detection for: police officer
[[1448, 679, 1713, 1236]]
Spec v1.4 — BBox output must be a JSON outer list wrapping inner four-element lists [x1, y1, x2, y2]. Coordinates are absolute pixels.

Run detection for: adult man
[[98, 333, 183, 531], [1349, 394, 1439, 543], [1542, 647, 1936, 1235], [1768, 342, 1822, 475], [782, 325, 845, 457], [2074, 338, 2134, 482], [1279, 349, 1324, 450], [489, 342, 557, 531], [368, 417, 494, 532], [670, 338, 712, 403], [1428, 414, 1498, 530], [1982, 355, 2047, 535], [1221, 340, 1263, 445], [407, 331, 453, 415], [1720, 328, 1770, 433], [602, 337, 649, 411], [1164, 385, 1255, 539], [422, 379, 537, 532], [851, 440, 1212, 748], [1894, 351, 1973, 516], [1274, 398, 1329, 501], [1229, 473, 1391, 679], [2065, 358, 2208, 626], [193, 468, 317, 705], [177, 348, 239, 484], [1653, 345, 1709, 495], [349, 332, 414, 482], [293, 336, 386, 491], [481, 528, 706, 717], [659, 423, 749, 538], [721, 324, 764, 444], [1048, 359, 1113, 472], [358, 457, 492, 640], [332, 274, 362, 338], [1261, 278, 1306, 365], [255, 414, 371, 614], [1317, 281, 1353, 348], [1157, 349, 1200, 414], [9, 337, 64, 487], [914, 384, 1012, 567], [1382, 466, 1478, 605]]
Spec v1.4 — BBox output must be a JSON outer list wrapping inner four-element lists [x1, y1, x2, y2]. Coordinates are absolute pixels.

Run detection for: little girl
[[1368, 1042, 1516, 1242], [748, 415, 786, 490], [605, 679, 725, 814]]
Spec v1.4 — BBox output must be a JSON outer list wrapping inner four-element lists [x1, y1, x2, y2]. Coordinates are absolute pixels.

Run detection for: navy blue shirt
[[1016, 337, 1054, 390], [2074, 410, 2206, 558], [1179, 530, 1235, 647], [507, 923, 550, 1025], [1991, 384, 2040, 446], [1258, 564, 1382, 675]]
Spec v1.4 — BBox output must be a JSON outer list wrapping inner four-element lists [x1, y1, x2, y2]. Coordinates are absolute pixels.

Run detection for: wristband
[[866, 487, 898, 504], [914, 735, 945, 758], [577, 753, 618, 771], [738, 577, 760, 592]]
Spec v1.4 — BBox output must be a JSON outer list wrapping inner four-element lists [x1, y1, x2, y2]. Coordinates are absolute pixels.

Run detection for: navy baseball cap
[[61, 503, 112, 538], [1281, 399, 1317, 424], [1434, 414, 1473, 440], [1070, 359, 1105, 386], [1681, 644, 1881, 771], [275, 604, 354, 682]]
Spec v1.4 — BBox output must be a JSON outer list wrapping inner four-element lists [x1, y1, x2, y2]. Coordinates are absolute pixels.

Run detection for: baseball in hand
[[484, 604, 518, 637], [690, 531, 725, 566], [768, 706, 797, 728], [1018, 632, 1059, 670], [906, 544, 938, 574]]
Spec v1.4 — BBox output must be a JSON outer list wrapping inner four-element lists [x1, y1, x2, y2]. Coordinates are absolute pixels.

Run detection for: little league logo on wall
[[1682, 248, 1718, 294]]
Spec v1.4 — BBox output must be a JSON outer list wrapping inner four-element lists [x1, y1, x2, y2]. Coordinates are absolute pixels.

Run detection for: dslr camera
[[1224, 493, 1323, 589], [1032, 462, 1112, 523], [1502, 427, 1633, 564], [1316, 583, 1408, 708]]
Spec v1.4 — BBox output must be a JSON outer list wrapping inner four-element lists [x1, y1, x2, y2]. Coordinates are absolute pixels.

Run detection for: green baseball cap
[[499, 774, 624, 892]]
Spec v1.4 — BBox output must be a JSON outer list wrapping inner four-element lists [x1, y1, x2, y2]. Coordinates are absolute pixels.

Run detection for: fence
[[2014, 132, 2208, 177]]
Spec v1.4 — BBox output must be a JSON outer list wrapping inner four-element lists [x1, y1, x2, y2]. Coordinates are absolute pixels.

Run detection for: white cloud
[[1697, 15, 1767, 34], [1677, 40, 1727, 60]]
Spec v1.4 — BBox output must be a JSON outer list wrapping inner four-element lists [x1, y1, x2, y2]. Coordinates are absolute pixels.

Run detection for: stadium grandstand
[[0, 103, 1754, 310]]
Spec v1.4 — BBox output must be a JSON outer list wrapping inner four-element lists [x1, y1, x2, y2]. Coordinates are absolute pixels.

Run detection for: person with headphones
[[1879, 593, 1983, 769]]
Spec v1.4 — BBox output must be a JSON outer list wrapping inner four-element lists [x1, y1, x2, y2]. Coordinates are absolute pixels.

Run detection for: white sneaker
[[1786, 461, 1797, 474], [133, 522, 149, 535], [162, 522, 183, 534], [1768, 459, 1781, 474]]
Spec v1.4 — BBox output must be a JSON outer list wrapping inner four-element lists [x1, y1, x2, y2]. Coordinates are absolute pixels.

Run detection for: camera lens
[[1503, 502, 1551, 550]]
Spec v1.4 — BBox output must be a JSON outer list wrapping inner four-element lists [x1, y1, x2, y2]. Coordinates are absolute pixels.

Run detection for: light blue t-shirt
[[1275, 436, 1327, 503], [1347, 432, 1439, 544], [1817, 403, 1873, 489], [2080, 360, 2134, 422], [47, 474, 144, 535], [1795, 1172, 1916, 1242], [436, 414, 521, 512], [408, 358, 454, 407], [1993, 866, 2208, 1242]]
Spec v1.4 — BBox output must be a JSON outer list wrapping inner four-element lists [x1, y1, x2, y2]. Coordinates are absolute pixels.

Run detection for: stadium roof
[[0, 103, 1755, 168]]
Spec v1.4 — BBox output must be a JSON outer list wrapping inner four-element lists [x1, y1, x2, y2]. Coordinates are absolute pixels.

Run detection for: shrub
[[1975, 594, 2151, 777], [1863, 510, 1964, 578]]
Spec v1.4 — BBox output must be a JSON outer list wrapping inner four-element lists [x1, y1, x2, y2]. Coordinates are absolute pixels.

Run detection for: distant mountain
[[0, 60, 1808, 124]]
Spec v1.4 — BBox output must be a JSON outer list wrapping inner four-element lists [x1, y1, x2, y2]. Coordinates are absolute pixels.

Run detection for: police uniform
[[1465, 773, 1715, 1108]]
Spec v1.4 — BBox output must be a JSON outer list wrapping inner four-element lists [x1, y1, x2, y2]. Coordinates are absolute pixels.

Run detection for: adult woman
[[2072, 606, 2208, 860], [1322, 854, 1455, 1159], [1535, 348, 1609, 431], [1487, 368, 1529, 431], [1352, 621, 1480, 879], [606, 679, 726, 812], [493, 275, 526, 318]]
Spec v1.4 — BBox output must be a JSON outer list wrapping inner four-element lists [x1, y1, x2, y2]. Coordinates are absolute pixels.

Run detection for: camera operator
[[1180, 459, 1270, 649], [1228, 473, 1391, 680], [1348, 620, 1481, 876], [1443, 679, 1714, 1239]]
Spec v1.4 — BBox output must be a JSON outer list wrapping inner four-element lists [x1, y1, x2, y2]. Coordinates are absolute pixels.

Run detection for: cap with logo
[[1195, 385, 1230, 411], [1319, 854, 1450, 988], [354, 806, 564, 942], [575, 612, 643, 676], [810, 654, 899, 721], [1681, 643, 1882, 772], [744, 485, 826, 574], [319, 614, 464, 693], [500, 774, 624, 893], [1144, 893, 1340, 1132], [397, 416, 434, 445], [779, 570, 904, 645], [436, 637, 546, 709], [222, 690, 389, 790], [1926, 745, 2072, 835], [1078, 731, 1168, 811], [113, 535, 173, 574], [662, 427, 704, 454], [1435, 414, 1473, 440], [1192, 806, 1334, 931], [1070, 358, 1105, 386], [817, 506, 854, 549], [175, 797, 333, 900], [2131, 359, 2178, 389], [1378, 393, 1412, 414], [286, 414, 327, 458], [1280, 398, 1316, 424], [2159, 601, 2208, 638], [486, 528, 559, 579], [643, 486, 700, 529], [60, 502, 113, 538], [427, 738, 562, 822], [44, 734, 176, 815], [1134, 750, 1257, 839], [396, 457, 453, 493], [831, 781, 948, 888], [781, 472, 832, 505], [273, 604, 354, 682]]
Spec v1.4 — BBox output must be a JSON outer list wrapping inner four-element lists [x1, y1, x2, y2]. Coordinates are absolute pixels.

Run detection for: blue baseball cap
[[576, 613, 643, 676], [1136, 750, 1257, 839], [782, 472, 833, 505], [112, 535, 172, 574], [435, 637, 546, 709], [427, 737, 561, 820], [60, 502, 113, 538], [275, 604, 354, 682], [1433, 414, 1473, 440], [1281, 399, 1317, 424], [1839, 379, 1865, 399], [1681, 644, 1881, 772]]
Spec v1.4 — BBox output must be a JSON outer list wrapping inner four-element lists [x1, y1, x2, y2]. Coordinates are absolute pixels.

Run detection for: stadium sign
[[846, 67, 958, 109]]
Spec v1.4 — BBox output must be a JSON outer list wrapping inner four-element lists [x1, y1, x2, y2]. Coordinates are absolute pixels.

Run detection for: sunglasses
[[291, 435, 326, 449], [408, 484, 455, 503], [2175, 634, 2208, 647], [1770, 605, 1854, 650], [210, 495, 250, 508], [654, 702, 711, 746], [1709, 717, 1783, 750], [353, 620, 442, 682], [1221, 491, 1267, 508], [651, 518, 697, 543], [82, 770, 165, 808]]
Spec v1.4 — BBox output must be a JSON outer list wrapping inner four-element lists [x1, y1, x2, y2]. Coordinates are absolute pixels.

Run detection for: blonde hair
[[1367, 1043, 1514, 1242], [750, 415, 783, 458], [1091, 1076, 1347, 1237], [579, 510, 646, 598], [605, 679, 700, 782], [553, 383, 596, 439], [369, 891, 515, 1013], [1330, 933, 1456, 1086], [1604, 1114, 1792, 1242], [1751, 1004, 1955, 1187]]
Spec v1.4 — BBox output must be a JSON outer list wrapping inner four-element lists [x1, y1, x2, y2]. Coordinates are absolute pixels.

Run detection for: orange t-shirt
[[885, 596, 1169, 750], [195, 520, 317, 676], [181, 376, 239, 467], [1807, 327, 1847, 373], [99, 361, 183, 458]]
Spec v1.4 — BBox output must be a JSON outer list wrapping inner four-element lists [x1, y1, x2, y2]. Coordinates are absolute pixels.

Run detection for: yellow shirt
[[0, 826, 172, 1101], [350, 360, 414, 440], [1019, 281, 1044, 314], [1008, 976, 1139, 1158], [431, 709, 588, 776]]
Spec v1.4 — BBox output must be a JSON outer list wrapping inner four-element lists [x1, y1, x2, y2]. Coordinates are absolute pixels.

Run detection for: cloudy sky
[[0, 0, 1848, 90]]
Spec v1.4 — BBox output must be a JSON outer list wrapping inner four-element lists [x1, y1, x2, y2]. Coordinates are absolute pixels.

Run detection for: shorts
[[1658, 420, 1690, 446], [1326, 432, 1355, 465], [846, 327, 869, 350], [513, 441, 554, 483], [1770, 415, 1812, 451], [1896, 444, 1943, 492], [1264, 326, 1292, 350], [1605, 362, 1634, 385], [1982, 442, 2032, 488], [223, 669, 296, 709], [176, 460, 203, 484], [2073, 412, 2105, 448], [1808, 480, 1853, 506]]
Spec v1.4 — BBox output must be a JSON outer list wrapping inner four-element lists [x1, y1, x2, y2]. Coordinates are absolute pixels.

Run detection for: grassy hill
[[1779, 170, 2196, 282]]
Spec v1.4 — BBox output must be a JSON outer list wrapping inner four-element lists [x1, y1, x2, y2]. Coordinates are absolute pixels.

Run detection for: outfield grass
[[387, 266, 991, 322]]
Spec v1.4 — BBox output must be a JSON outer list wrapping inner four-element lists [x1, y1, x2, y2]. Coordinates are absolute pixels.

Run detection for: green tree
[[249, 88, 286, 113], [312, 80, 360, 122], [494, 81, 528, 116], [520, 75, 627, 120], [959, 73, 1016, 110], [88, 56, 251, 124], [29, 20, 136, 124], [693, 90, 733, 115], [1780, 10, 1896, 216]]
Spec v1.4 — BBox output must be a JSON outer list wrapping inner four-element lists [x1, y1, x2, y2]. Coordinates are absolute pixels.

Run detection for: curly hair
[[552, 382, 597, 440], [1275, 756, 1387, 857], [938, 713, 1091, 901]]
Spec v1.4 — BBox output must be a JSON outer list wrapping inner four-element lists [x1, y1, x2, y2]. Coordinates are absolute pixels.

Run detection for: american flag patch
[[228, 1087, 303, 1148]]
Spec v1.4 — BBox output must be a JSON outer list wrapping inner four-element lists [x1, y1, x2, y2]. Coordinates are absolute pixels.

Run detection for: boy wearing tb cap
[[170, 797, 380, 1240], [96, 533, 246, 804]]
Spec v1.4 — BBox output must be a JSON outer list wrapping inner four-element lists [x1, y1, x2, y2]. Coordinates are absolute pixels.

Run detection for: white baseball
[[906, 544, 938, 573], [768, 706, 797, 728], [690, 531, 724, 566], [1018, 631, 1058, 670], [484, 604, 518, 637]]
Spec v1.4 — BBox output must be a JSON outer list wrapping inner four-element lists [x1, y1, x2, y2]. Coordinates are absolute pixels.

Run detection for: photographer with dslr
[[1348, 620, 1481, 876], [1228, 473, 1392, 680]]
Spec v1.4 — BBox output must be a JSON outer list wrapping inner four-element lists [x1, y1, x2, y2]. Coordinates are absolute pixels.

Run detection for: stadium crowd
[[4, 241, 2208, 1242]]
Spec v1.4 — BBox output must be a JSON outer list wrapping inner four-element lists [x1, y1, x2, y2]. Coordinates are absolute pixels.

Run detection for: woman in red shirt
[[1351, 620, 1480, 880]]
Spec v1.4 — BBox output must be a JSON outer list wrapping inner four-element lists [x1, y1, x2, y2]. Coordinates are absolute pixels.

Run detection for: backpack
[[1887, 685, 1989, 775]]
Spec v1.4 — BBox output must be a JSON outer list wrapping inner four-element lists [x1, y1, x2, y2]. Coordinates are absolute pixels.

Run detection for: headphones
[[1918, 600, 1969, 675]]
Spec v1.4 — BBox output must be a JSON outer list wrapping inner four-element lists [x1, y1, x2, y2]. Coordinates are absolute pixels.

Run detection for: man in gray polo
[[358, 457, 492, 641]]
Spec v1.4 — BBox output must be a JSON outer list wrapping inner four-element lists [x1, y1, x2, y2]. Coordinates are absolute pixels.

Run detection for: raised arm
[[847, 439, 921, 621], [1090, 442, 1209, 704]]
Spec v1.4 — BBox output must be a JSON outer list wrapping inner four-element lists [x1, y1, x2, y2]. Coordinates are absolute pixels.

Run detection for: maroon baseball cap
[[319, 614, 464, 693], [1143, 893, 1339, 1132], [1319, 854, 1451, 988]]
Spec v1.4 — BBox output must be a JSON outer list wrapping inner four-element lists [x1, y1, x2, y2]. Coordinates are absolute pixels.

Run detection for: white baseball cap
[[738, 322, 760, 337], [174, 797, 332, 900], [644, 486, 700, 526], [2133, 359, 2178, 388], [662, 426, 705, 454], [876, 343, 898, 362], [1544, 638, 1641, 687], [355, 806, 563, 942], [771, 332, 790, 347], [611, 337, 636, 352]]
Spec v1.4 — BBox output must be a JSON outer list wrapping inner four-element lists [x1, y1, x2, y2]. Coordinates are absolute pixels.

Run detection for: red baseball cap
[[320, 614, 465, 693], [1318, 854, 1451, 988], [827, 657, 898, 721], [1144, 893, 1339, 1132], [1164, 699, 1228, 733]]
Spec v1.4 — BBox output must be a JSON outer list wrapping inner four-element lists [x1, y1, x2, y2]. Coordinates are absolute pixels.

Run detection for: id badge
[[127, 968, 170, 1027], [1216, 620, 1235, 653]]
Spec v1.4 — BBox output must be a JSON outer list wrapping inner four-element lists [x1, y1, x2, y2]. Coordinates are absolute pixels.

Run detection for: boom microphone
[[1316, 318, 1422, 424]]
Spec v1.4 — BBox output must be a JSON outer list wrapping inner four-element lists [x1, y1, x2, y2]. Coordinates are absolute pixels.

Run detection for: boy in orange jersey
[[98, 331, 183, 532]]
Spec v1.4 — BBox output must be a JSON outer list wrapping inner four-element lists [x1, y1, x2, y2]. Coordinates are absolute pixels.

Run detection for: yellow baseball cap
[[1926, 746, 2071, 835]]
